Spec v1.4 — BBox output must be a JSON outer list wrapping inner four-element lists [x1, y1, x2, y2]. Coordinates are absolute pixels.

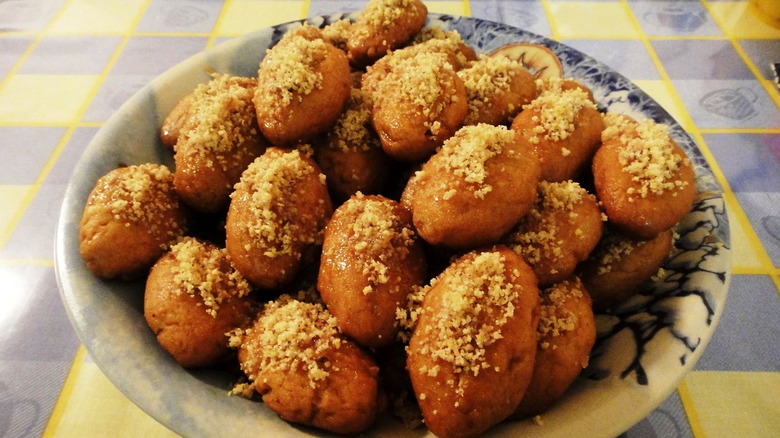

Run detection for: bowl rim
[[54, 12, 732, 438]]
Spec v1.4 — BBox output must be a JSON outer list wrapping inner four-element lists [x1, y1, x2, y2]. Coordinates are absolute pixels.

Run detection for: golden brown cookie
[[318, 194, 427, 347], [511, 80, 604, 182], [407, 246, 540, 438], [506, 180, 605, 286], [347, 0, 428, 67], [160, 92, 195, 150], [312, 88, 391, 201], [225, 148, 332, 290], [254, 26, 351, 146], [238, 296, 383, 434], [512, 277, 596, 418], [79, 164, 187, 279], [144, 238, 253, 367], [579, 228, 673, 311], [592, 114, 696, 240], [402, 124, 540, 248], [411, 26, 477, 68], [173, 74, 266, 213], [370, 51, 468, 162], [458, 54, 538, 126]]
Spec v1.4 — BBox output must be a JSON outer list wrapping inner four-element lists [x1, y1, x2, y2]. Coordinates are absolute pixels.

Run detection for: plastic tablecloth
[[0, 1, 778, 437]]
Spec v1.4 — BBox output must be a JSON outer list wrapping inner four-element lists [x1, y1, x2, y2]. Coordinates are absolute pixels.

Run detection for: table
[[1, 0, 778, 437]]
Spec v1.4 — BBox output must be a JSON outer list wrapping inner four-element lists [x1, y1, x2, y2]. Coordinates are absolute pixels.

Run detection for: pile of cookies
[[78, 0, 696, 436]]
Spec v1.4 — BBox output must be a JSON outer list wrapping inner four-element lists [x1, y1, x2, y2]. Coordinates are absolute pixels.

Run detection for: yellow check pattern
[[0, 1, 777, 437]]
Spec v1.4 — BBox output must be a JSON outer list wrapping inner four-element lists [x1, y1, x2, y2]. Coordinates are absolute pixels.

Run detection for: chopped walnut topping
[[232, 149, 323, 258], [417, 251, 519, 384], [242, 296, 343, 389], [105, 164, 185, 246], [591, 232, 646, 275], [458, 55, 528, 124], [169, 237, 250, 317], [354, 0, 421, 37], [510, 180, 592, 265], [523, 86, 597, 146], [328, 88, 377, 153], [321, 18, 352, 50], [256, 29, 328, 111], [439, 124, 515, 199], [613, 118, 691, 200], [178, 74, 258, 172], [374, 51, 459, 133], [537, 280, 584, 348], [396, 283, 429, 343], [344, 194, 417, 294]]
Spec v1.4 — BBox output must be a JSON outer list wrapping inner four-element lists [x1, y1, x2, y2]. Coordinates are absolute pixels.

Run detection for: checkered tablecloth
[[1, 1, 778, 437]]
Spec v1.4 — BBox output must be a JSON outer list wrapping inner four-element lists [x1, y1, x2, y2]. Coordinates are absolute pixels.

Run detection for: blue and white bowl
[[55, 13, 731, 438]]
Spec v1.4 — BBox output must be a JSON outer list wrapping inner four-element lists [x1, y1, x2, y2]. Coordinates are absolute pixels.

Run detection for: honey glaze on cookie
[[578, 228, 674, 311], [225, 148, 332, 289], [174, 74, 265, 213], [512, 276, 596, 419], [402, 123, 540, 248], [313, 88, 392, 201], [254, 26, 351, 146], [407, 247, 540, 438], [144, 237, 253, 367], [238, 296, 383, 434], [319, 194, 427, 347], [371, 51, 467, 161], [79, 163, 187, 279], [347, 0, 428, 67], [511, 78, 604, 182], [506, 180, 605, 286], [458, 54, 538, 126], [593, 114, 695, 240]]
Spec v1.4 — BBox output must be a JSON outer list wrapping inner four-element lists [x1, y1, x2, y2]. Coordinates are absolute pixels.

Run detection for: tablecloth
[[0, 0, 778, 437]]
